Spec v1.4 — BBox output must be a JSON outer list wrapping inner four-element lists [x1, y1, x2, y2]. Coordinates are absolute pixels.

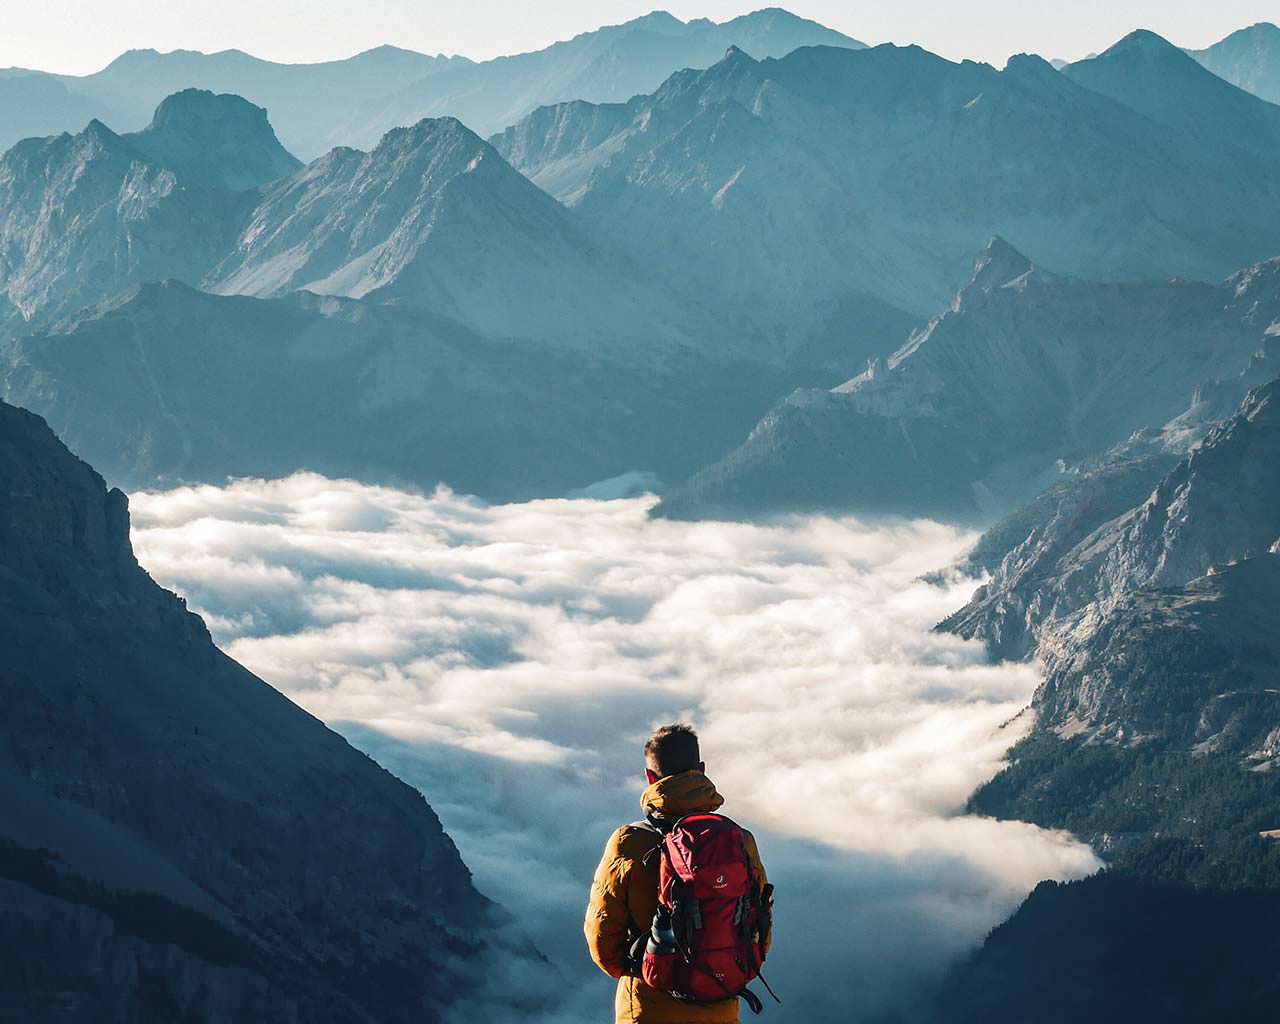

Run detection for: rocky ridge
[[657, 241, 1280, 521]]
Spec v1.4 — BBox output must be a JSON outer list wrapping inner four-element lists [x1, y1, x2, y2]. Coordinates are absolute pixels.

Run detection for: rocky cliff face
[[0, 399, 533, 1021], [936, 382, 1280, 1023], [946, 378, 1280, 659]]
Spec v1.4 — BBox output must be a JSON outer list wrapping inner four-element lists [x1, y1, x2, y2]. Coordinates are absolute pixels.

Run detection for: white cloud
[[130, 473, 1099, 1022]]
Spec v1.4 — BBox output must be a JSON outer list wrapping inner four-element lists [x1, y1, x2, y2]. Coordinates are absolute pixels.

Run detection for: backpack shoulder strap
[[627, 816, 670, 869]]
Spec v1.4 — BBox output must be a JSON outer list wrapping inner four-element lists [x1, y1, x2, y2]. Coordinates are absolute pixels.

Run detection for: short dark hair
[[644, 723, 701, 777]]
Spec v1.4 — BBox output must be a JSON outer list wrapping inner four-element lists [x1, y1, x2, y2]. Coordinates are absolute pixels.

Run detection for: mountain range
[[5, 24, 1280, 508], [0, 9, 861, 159], [0, 89, 789, 496], [0, 398, 541, 1020], [203, 115, 686, 345], [497, 31, 1280, 371], [8, 14, 1279, 165]]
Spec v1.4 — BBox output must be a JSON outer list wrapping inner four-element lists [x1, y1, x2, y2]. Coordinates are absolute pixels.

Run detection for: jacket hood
[[640, 769, 725, 820]]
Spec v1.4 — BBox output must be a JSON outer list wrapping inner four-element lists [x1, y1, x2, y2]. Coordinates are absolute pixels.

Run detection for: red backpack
[[636, 812, 778, 1014]]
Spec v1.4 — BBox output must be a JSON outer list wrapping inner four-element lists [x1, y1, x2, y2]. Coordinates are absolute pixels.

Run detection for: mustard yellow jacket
[[584, 771, 770, 1024]]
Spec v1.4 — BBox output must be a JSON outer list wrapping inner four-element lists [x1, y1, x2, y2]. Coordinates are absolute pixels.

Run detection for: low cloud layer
[[130, 474, 1099, 1022]]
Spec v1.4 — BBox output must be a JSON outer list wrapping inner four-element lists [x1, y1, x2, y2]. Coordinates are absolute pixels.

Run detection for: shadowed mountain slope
[[0, 398, 538, 1021], [2, 281, 781, 497]]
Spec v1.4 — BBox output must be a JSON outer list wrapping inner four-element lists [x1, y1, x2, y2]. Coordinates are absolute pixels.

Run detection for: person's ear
[[645, 768, 659, 785]]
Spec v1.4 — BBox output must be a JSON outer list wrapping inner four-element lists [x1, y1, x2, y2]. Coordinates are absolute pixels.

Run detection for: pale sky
[[1, 0, 1276, 75]]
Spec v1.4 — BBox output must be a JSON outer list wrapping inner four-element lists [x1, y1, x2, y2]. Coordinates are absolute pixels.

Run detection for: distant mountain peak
[[737, 7, 806, 24], [146, 86, 266, 132], [967, 236, 1035, 292], [722, 43, 757, 62], [629, 10, 685, 30], [1103, 28, 1182, 58], [373, 114, 479, 155], [81, 116, 119, 142], [128, 88, 301, 190], [1004, 52, 1058, 74], [1239, 20, 1280, 35], [1186, 20, 1280, 105]]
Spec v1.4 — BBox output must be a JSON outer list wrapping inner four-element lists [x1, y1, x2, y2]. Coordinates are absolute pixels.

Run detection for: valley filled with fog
[[130, 474, 1098, 1022]]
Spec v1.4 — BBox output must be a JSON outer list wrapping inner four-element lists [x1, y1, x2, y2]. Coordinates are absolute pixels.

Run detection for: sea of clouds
[[130, 473, 1099, 1023]]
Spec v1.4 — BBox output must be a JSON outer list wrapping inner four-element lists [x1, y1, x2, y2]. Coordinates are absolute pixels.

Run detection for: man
[[585, 724, 770, 1024]]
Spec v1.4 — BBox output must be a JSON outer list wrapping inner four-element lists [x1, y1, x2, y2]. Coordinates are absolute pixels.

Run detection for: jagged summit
[[0, 88, 305, 324], [79, 116, 118, 143], [372, 112, 477, 150], [967, 236, 1035, 292], [126, 88, 301, 190], [203, 110, 689, 347]]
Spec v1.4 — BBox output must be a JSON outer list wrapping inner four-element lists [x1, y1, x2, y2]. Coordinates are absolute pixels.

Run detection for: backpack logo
[[715, 874, 727, 888]]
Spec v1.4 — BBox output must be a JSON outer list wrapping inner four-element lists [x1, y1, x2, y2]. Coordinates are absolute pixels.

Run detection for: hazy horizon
[[3, 1, 1276, 77]]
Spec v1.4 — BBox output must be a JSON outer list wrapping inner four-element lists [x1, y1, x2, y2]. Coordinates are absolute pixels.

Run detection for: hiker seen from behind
[[585, 723, 777, 1023]]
